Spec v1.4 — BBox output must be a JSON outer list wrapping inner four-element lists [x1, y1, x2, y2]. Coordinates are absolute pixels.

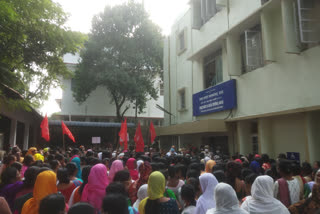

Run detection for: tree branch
[[121, 104, 130, 118]]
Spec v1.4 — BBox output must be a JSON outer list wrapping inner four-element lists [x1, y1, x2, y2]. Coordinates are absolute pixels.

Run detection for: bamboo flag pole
[[62, 132, 65, 154]]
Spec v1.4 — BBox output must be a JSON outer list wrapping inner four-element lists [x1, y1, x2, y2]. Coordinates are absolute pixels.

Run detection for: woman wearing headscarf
[[241, 175, 289, 214], [108, 160, 124, 182], [81, 164, 109, 213], [25, 147, 37, 159], [70, 149, 82, 179], [206, 183, 248, 214], [0, 167, 23, 211], [33, 153, 44, 162], [205, 160, 216, 173], [21, 170, 58, 214], [129, 162, 152, 204], [195, 173, 218, 214], [137, 160, 144, 171], [68, 165, 91, 207], [20, 155, 34, 178], [288, 183, 320, 214], [13, 166, 40, 214], [126, 158, 139, 181], [133, 184, 148, 209], [138, 171, 179, 214]]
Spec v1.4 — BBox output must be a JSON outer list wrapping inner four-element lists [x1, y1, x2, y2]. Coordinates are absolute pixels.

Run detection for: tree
[[72, 1, 163, 121], [0, 0, 86, 108]]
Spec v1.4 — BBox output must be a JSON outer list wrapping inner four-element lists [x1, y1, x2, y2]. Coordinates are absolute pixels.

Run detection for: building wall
[[165, 0, 320, 125], [163, 0, 320, 160], [271, 114, 307, 162], [60, 61, 164, 120]]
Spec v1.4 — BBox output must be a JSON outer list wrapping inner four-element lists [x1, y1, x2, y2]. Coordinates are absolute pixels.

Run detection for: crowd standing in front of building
[[0, 145, 319, 214]]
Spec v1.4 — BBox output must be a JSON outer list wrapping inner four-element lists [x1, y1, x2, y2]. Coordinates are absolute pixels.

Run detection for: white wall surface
[[60, 56, 164, 119], [271, 114, 307, 162], [164, 0, 320, 126]]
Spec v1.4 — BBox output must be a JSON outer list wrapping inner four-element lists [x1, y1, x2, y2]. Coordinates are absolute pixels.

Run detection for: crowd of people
[[0, 145, 319, 214]]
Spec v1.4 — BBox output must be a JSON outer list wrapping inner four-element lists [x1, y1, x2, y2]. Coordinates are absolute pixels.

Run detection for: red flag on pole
[[149, 121, 156, 144], [61, 121, 75, 143], [118, 118, 128, 150], [134, 122, 144, 152], [40, 114, 50, 141]]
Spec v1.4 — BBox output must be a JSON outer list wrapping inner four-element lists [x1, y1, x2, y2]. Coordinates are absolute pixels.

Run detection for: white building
[[158, 0, 320, 162], [56, 53, 164, 127]]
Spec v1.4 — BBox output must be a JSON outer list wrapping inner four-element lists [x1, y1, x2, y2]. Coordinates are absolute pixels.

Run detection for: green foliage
[[72, 1, 163, 121], [0, 0, 86, 109], [0, 89, 32, 112]]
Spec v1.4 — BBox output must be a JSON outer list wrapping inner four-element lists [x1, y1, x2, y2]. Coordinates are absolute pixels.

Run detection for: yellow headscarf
[[205, 160, 216, 173], [138, 171, 165, 214], [21, 170, 57, 214], [26, 147, 37, 156], [34, 153, 44, 162]]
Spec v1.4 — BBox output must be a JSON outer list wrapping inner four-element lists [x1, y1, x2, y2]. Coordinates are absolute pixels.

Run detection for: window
[[203, 50, 223, 89], [296, 0, 320, 44], [192, 0, 218, 29], [160, 82, 164, 96], [178, 89, 186, 110], [240, 25, 264, 74], [177, 28, 187, 55]]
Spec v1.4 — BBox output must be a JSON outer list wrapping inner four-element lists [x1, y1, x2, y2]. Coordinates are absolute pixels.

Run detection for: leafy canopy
[[0, 0, 86, 108], [72, 1, 163, 120]]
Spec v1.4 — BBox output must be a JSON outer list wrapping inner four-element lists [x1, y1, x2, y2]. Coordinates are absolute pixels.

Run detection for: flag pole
[[116, 136, 120, 153], [62, 132, 65, 154], [147, 121, 150, 151]]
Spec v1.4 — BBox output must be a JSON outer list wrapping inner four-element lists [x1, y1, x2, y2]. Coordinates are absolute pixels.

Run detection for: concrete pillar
[[226, 34, 242, 76], [9, 118, 17, 147], [23, 123, 30, 150], [306, 112, 320, 163], [258, 118, 274, 157], [227, 123, 237, 155], [237, 120, 252, 155], [261, 10, 275, 62]]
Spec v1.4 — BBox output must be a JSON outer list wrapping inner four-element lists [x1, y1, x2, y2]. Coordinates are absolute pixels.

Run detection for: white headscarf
[[195, 173, 218, 214], [133, 184, 148, 209], [98, 152, 102, 160], [241, 175, 290, 214], [206, 183, 248, 214], [137, 160, 144, 170], [204, 156, 211, 164]]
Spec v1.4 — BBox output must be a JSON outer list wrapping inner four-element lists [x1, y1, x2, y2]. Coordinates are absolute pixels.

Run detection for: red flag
[[61, 121, 75, 143], [40, 114, 50, 141], [118, 118, 128, 150], [149, 121, 156, 144], [134, 122, 144, 152]]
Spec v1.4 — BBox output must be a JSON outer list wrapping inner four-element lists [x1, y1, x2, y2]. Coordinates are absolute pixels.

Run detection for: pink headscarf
[[126, 158, 139, 181], [81, 164, 109, 212], [108, 160, 124, 182]]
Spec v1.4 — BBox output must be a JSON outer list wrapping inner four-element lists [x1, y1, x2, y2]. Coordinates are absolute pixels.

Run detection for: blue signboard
[[193, 79, 237, 116], [287, 152, 300, 163]]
